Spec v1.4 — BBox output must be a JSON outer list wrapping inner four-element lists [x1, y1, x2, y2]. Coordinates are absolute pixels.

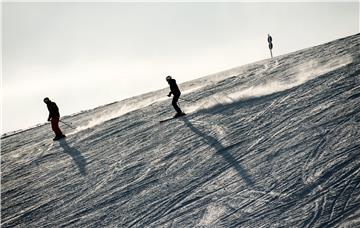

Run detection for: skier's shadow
[[182, 118, 254, 187], [59, 139, 87, 176]]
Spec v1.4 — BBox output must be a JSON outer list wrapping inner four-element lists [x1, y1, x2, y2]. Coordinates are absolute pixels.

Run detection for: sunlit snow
[[2, 34, 359, 227]]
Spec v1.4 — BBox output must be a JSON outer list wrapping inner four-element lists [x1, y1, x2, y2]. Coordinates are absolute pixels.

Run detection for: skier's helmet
[[43, 97, 50, 103], [166, 75, 172, 81]]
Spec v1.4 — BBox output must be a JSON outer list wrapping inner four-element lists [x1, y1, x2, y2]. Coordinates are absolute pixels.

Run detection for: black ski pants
[[172, 93, 183, 114]]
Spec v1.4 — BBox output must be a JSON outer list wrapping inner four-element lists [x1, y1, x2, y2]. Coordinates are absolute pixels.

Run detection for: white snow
[[1, 34, 360, 227]]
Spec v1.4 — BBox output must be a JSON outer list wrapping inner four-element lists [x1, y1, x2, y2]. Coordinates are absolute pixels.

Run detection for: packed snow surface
[[2, 34, 360, 227]]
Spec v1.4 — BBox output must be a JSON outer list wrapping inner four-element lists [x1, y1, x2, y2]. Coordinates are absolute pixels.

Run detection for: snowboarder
[[166, 76, 185, 118], [43, 97, 66, 140]]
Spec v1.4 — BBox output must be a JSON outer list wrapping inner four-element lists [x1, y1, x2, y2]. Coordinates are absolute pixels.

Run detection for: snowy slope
[[1, 34, 360, 227]]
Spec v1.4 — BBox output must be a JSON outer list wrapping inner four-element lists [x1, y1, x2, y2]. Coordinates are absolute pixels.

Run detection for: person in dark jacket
[[166, 76, 185, 117], [43, 97, 66, 140]]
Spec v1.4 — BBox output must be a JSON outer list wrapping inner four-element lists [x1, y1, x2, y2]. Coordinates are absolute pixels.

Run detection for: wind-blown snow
[[71, 86, 204, 134], [72, 96, 166, 134], [2, 34, 360, 227]]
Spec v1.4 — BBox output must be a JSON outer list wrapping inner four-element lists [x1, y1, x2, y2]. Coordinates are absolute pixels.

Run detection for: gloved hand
[[167, 92, 171, 97]]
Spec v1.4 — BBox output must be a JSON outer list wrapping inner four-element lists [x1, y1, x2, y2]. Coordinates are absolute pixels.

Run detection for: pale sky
[[2, 1, 359, 133]]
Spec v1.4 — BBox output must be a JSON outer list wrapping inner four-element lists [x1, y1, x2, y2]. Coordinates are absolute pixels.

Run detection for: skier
[[43, 97, 66, 140], [166, 76, 185, 118]]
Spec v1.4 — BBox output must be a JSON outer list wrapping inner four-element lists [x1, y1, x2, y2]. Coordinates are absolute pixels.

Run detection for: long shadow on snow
[[59, 139, 87, 176], [181, 118, 255, 187]]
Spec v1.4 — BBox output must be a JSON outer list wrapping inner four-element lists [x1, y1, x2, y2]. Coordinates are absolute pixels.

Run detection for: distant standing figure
[[43, 97, 66, 141], [268, 34, 274, 58], [166, 76, 185, 118]]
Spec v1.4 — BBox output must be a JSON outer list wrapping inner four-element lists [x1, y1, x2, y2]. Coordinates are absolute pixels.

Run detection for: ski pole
[[60, 120, 76, 129]]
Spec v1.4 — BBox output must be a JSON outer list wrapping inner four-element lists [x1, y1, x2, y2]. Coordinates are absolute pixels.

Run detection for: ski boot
[[53, 134, 66, 141], [174, 112, 186, 118]]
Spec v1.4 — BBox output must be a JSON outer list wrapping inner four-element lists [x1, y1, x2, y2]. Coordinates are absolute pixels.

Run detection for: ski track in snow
[[2, 34, 360, 227]]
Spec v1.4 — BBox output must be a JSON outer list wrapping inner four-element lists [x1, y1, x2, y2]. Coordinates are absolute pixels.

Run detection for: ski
[[159, 113, 186, 123]]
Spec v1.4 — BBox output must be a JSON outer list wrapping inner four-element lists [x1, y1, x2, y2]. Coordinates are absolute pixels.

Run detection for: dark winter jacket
[[47, 101, 60, 119], [167, 79, 181, 96]]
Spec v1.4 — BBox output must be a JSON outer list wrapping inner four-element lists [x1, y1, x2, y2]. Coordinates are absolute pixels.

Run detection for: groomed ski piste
[[2, 34, 360, 227]]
